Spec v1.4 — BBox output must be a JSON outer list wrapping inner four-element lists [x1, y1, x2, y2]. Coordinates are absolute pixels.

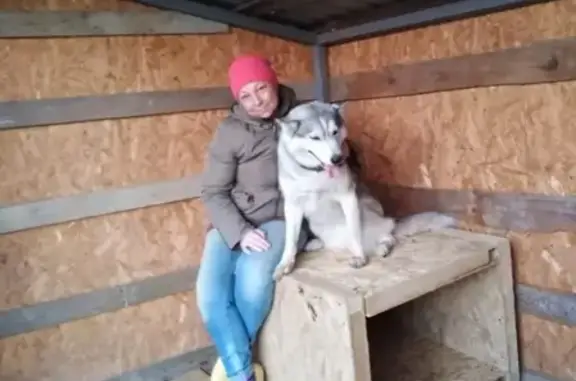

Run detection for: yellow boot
[[253, 362, 265, 381], [210, 358, 227, 381], [210, 358, 265, 381]]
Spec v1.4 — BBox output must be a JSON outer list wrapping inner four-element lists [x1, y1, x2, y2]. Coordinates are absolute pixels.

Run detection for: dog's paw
[[273, 259, 296, 281], [348, 255, 368, 268], [304, 238, 324, 252], [375, 236, 396, 258]]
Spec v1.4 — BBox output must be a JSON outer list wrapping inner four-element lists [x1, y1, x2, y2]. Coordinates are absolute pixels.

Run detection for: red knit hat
[[228, 54, 279, 100]]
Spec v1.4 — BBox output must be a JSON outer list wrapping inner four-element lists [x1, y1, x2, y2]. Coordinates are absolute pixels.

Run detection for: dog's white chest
[[294, 190, 337, 214]]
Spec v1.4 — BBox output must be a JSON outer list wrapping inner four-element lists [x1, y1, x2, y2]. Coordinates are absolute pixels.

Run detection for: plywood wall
[[0, 1, 313, 380], [328, 0, 576, 379]]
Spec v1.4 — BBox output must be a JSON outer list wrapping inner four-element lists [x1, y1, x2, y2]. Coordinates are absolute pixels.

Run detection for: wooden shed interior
[[0, 0, 575, 380]]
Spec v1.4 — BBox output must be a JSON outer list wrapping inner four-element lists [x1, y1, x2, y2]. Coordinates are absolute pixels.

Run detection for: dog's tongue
[[326, 165, 337, 178]]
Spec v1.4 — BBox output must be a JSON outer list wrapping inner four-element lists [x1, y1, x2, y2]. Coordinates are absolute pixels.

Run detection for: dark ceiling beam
[[135, 0, 316, 45], [317, 0, 554, 46]]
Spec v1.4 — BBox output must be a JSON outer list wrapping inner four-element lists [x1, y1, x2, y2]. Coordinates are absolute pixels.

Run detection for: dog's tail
[[392, 211, 457, 239]]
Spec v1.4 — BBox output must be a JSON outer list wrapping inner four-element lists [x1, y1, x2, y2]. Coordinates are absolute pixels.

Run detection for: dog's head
[[276, 101, 348, 170]]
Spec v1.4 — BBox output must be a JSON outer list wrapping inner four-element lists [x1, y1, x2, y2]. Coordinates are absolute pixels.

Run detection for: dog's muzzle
[[324, 154, 346, 178], [300, 150, 347, 177]]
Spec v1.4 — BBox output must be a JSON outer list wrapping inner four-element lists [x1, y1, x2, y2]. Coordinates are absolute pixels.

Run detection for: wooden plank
[[365, 181, 476, 218], [0, 175, 201, 235], [1, 173, 575, 235], [172, 369, 211, 381], [0, 10, 228, 38], [1, 38, 572, 130], [477, 191, 576, 232], [0, 83, 315, 130], [368, 182, 576, 232], [330, 36, 576, 101], [517, 284, 576, 327], [0, 266, 198, 339], [313, 45, 330, 101], [105, 345, 217, 381], [522, 369, 566, 381]]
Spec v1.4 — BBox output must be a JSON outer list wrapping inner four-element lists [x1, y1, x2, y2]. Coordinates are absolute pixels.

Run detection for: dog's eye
[[309, 136, 320, 140], [331, 130, 338, 135]]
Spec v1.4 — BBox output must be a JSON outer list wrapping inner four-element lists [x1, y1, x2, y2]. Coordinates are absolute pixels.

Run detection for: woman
[[197, 54, 354, 381], [196, 54, 310, 381]]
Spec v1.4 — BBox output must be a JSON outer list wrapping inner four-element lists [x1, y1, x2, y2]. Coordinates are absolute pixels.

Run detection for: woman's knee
[[258, 219, 308, 252], [236, 271, 275, 307]]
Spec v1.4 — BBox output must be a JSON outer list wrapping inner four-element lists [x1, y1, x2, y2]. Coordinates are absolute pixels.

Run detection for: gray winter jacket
[[200, 84, 300, 248]]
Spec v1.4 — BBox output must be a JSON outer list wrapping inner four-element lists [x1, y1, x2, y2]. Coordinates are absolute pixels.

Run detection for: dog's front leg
[[273, 200, 304, 281], [339, 192, 368, 268]]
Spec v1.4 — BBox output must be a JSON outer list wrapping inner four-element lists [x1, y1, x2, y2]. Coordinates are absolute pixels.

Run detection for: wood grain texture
[[2, 37, 575, 130], [0, 10, 228, 37], [330, 36, 576, 101], [0, 175, 201, 234], [367, 182, 576, 232], [105, 343, 215, 381], [0, 291, 210, 381], [2, 173, 575, 237], [0, 266, 198, 339], [0, 200, 207, 310], [519, 314, 576, 381], [0, 82, 315, 130], [289, 228, 496, 317], [517, 284, 576, 326]]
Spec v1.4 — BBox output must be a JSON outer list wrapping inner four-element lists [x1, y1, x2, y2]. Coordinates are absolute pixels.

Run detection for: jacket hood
[[229, 84, 298, 129]]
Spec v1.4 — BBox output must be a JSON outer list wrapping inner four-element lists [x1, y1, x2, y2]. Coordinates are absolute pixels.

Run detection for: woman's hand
[[240, 228, 271, 253]]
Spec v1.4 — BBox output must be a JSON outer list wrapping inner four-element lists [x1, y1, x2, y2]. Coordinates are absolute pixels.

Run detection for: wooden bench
[[256, 228, 519, 381]]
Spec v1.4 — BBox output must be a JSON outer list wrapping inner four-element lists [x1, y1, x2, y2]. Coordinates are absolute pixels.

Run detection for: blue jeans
[[196, 220, 306, 381]]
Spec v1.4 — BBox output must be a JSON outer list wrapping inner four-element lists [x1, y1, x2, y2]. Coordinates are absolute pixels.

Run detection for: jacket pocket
[[231, 189, 255, 211]]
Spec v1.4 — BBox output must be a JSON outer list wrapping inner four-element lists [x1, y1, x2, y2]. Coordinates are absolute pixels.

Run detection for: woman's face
[[237, 81, 279, 119]]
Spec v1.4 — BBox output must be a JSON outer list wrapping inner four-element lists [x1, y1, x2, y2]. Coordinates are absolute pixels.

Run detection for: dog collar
[[294, 160, 346, 173]]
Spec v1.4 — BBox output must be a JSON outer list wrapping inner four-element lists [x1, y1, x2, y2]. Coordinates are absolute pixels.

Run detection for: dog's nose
[[330, 154, 344, 164]]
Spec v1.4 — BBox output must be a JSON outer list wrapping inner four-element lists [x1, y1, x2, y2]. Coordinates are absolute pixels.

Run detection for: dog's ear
[[275, 118, 301, 136], [330, 102, 346, 115], [329, 102, 346, 128]]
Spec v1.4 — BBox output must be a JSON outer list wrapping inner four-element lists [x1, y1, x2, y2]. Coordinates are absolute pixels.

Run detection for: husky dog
[[272, 100, 457, 280]]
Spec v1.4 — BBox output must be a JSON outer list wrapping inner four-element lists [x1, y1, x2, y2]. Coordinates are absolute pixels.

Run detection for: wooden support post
[[313, 45, 330, 101]]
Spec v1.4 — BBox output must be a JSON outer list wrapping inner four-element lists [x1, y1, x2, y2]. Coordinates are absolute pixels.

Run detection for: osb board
[[343, 82, 576, 194], [0, 111, 221, 204], [520, 314, 576, 381], [0, 0, 312, 100], [328, 0, 576, 194], [328, 5, 576, 380], [329, 0, 576, 73], [510, 232, 576, 293], [0, 292, 210, 381], [0, 27, 313, 101], [0, 200, 206, 310], [0, 0, 313, 203], [458, 223, 576, 294]]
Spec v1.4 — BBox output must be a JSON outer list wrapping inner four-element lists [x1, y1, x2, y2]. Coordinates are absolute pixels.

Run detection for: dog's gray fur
[[272, 100, 457, 280]]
